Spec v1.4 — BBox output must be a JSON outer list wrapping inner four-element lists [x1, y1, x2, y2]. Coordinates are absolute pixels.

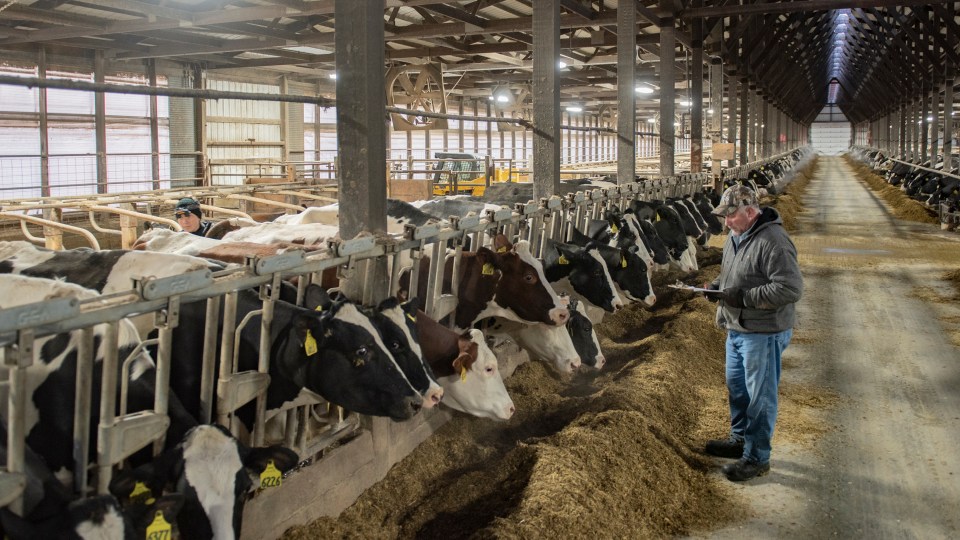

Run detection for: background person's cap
[[174, 197, 203, 219], [711, 184, 758, 216]]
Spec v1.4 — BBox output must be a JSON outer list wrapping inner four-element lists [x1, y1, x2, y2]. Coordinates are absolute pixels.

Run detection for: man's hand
[[702, 282, 720, 303], [721, 287, 746, 308]]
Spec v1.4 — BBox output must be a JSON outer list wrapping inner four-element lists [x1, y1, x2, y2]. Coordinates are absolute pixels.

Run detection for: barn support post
[[920, 87, 929, 160], [898, 101, 907, 158], [727, 72, 738, 166], [94, 50, 107, 194], [943, 77, 955, 170], [690, 4, 704, 174], [739, 78, 749, 163], [617, 0, 636, 183], [335, 0, 388, 303], [930, 83, 940, 164], [942, 3, 955, 169], [38, 47, 50, 198], [659, 4, 676, 177], [193, 64, 206, 186], [148, 60, 161, 191], [532, 0, 560, 199], [761, 97, 770, 159]]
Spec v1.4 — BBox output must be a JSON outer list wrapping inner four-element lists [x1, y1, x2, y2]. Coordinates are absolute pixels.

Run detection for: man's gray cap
[[711, 184, 759, 216]]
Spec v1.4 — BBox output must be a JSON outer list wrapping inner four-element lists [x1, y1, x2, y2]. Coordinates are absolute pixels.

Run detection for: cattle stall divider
[[1, 151, 807, 531]]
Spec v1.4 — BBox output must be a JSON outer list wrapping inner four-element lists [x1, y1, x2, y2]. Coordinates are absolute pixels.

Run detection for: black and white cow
[[170, 288, 426, 426], [0, 275, 198, 485], [110, 424, 298, 540], [567, 226, 656, 307], [629, 201, 697, 272], [541, 238, 624, 313], [302, 285, 444, 409]]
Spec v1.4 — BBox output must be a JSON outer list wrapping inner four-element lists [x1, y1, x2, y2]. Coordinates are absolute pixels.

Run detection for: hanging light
[[328, 72, 337, 80], [558, 61, 567, 69], [635, 84, 654, 94], [565, 105, 583, 113], [647, 118, 656, 123]]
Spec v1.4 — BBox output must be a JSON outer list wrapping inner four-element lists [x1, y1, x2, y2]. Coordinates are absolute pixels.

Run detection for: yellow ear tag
[[145, 510, 172, 540], [621, 256, 628, 268], [406, 313, 416, 323], [460, 365, 467, 381], [497, 246, 508, 253], [482, 263, 495, 275], [610, 224, 619, 233], [304, 331, 318, 357], [130, 481, 155, 506], [655, 213, 661, 222], [557, 254, 570, 265], [260, 459, 283, 489]]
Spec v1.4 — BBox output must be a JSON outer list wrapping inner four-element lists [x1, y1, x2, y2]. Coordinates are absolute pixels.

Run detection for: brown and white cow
[[415, 310, 514, 420], [400, 234, 568, 332]]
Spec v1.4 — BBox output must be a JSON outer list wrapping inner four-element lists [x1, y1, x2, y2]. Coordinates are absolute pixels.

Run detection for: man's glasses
[[175, 211, 192, 219]]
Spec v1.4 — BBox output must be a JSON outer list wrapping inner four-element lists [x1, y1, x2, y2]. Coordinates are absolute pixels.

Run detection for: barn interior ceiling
[[0, 1, 956, 126]]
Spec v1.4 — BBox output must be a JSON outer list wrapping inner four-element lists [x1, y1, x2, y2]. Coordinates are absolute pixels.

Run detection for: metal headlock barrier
[[0, 149, 808, 515], [849, 146, 960, 228]]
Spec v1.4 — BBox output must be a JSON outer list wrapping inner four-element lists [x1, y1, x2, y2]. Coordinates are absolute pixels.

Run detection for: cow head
[[566, 298, 604, 369], [438, 329, 515, 421], [484, 235, 568, 326], [302, 285, 442, 410], [371, 297, 443, 408], [542, 239, 623, 313], [283, 300, 423, 421], [111, 425, 298, 540], [595, 244, 655, 307], [414, 313, 514, 420], [487, 316, 581, 374]]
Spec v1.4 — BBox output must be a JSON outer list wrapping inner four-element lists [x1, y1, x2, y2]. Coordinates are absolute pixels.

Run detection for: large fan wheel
[[385, 64, 448, 131]]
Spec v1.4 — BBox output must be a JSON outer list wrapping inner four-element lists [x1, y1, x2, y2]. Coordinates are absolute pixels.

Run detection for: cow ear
[[376, 296, 400, 312], [401, 296, 420, 317], [568, 225, 593, 246], [492, 233, 513, 254], [294, 313, 326, 351], [303, 284, 333, 311], [475, 246, 499, 269], [244, 445, 300, 474], [554, 242, 581, 265]]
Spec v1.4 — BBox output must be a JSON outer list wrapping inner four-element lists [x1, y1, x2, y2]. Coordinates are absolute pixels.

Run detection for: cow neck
[[414, 310, 459, 377], [452, 253, 501, 330]]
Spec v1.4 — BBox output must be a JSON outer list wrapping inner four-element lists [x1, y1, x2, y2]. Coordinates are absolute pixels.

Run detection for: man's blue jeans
[[725, 328, 793, 464]]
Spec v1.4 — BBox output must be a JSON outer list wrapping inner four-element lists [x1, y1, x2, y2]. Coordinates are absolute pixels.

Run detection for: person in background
[[174, 197, 211, 237], [702, 184, 803, 482]]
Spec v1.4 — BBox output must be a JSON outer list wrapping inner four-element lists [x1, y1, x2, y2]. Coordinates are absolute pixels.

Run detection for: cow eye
[[356, 346, 369, 358], [523, 273, 537, 284], [390, 341, 402, 351], [485, 365, 495, 374]]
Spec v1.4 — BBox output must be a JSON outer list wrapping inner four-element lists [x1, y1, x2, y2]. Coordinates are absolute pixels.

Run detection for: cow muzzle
[[548, 307, 570, 326], [422, 385, 444, 408]]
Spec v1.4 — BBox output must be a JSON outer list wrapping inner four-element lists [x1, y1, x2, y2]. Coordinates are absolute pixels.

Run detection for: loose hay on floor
[[843, 157, 939, 225]]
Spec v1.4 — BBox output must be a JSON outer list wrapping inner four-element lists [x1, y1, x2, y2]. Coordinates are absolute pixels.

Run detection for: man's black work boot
[[704, 436, 744, 458], [722, 458, 770, 482]]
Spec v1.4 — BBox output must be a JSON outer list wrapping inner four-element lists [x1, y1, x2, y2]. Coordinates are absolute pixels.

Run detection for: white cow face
[[437, 329, 515, 421]]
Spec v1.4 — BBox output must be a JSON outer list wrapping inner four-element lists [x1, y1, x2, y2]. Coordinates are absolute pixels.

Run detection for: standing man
[[703, 184, 803, 481], [174, 197, 212, 237]]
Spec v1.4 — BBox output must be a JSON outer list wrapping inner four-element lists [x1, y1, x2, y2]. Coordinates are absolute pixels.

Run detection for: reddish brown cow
[[400, 235, 568, 331]]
